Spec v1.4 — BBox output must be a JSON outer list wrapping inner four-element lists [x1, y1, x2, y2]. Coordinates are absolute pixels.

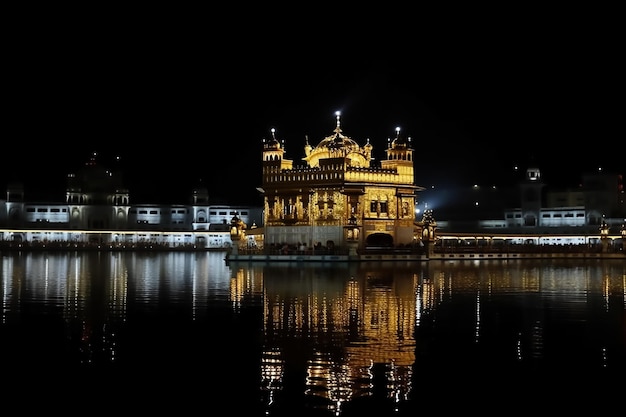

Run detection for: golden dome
[[303, 112, 372, 168]]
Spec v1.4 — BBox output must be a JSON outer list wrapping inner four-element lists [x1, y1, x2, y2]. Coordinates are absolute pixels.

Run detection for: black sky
[[4, 16, 622, 206]]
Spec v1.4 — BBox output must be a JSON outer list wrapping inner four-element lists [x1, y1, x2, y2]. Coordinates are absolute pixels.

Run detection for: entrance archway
[[366, 232, 394, 248]]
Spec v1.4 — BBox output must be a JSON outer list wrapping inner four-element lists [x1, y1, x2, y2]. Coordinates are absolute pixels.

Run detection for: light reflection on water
[[0, 252, 624, 415]]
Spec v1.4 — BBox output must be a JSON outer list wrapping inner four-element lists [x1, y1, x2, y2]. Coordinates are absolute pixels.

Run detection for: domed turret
[[263, 128, 282, 151], [390, 126, 409, 149], [384, 127, 413, 163]]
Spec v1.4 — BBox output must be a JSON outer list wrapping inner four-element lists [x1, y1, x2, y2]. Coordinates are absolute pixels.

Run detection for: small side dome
[[263, 128, 281, 150], [390, 127, 409, 149]]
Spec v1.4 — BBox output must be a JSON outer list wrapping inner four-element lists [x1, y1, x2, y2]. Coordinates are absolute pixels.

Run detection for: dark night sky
[[3, 16, 622, 206]]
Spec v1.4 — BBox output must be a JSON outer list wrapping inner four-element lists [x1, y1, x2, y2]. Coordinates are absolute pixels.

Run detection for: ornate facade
[[259, 113, 424, 253]]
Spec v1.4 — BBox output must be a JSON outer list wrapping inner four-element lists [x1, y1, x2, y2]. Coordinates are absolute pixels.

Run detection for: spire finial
[[334, 111, 342, 133]]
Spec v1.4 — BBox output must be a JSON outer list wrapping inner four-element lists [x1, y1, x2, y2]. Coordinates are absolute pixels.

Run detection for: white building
[[0, 153, 262, 249]]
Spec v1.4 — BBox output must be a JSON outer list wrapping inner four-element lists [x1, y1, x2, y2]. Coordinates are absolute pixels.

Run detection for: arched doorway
[[366, 232, 394, 248]]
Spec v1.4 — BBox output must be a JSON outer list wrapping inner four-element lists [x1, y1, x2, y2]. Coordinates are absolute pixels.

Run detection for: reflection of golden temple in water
[[229, 259, 626, 415], [240, 262, 422, 414]]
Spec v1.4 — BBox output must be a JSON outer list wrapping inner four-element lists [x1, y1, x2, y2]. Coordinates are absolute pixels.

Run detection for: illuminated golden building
[[260, 112, 424, 253]]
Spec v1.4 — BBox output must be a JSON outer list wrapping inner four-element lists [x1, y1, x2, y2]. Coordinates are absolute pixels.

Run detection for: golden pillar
[[344, 214, 361, 258]]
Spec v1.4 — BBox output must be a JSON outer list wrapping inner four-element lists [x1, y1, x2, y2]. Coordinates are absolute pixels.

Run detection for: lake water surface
[[1, 251, 624, 415]]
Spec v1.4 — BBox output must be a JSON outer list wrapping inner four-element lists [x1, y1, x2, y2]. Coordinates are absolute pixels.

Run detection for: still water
[[1, 251, 624, 415]]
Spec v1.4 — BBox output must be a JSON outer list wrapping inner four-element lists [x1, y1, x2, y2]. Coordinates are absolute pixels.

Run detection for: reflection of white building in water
[[0, 152, 262, 249]]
